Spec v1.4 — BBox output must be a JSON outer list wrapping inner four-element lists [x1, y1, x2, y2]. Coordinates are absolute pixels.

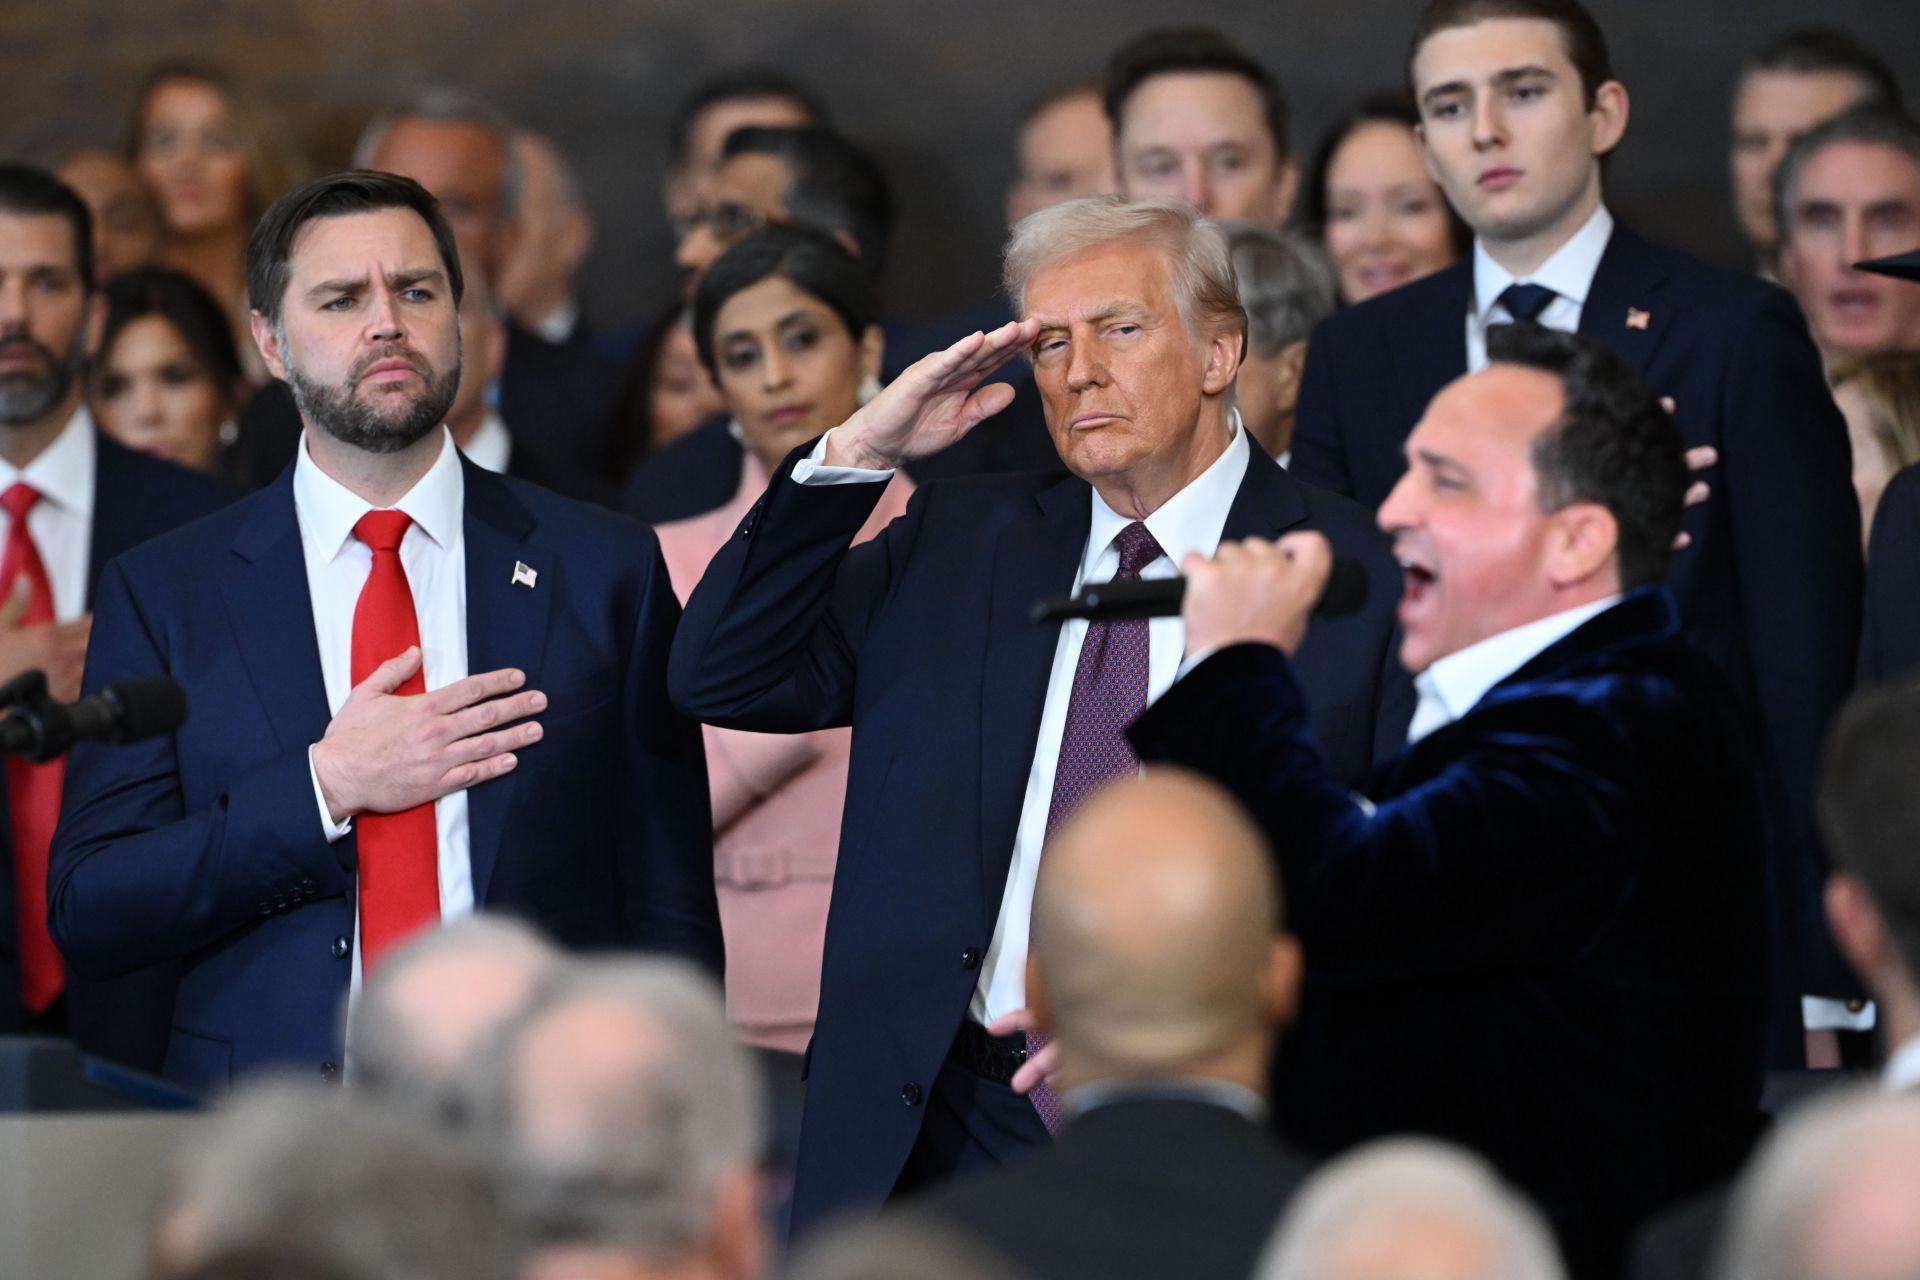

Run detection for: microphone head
[[1315, 555, 1369, 619], [100, 676, 188, 741]]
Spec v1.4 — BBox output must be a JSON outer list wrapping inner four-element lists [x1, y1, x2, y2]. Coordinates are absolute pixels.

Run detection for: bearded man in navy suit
[[1290, 0, 1862, 1052], [1139, 326, 1769, 1279]]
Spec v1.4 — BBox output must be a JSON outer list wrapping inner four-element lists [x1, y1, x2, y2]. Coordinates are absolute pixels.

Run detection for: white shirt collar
[[1472, 203, 1615, 321], [1409, 594, 1621, 744], [1884, 1034, 1920, 1094], [292, 427, 465, 562], [458, 411, 513, 474], [1083, 422, 1246, 581], [0, 404, 96, 519]]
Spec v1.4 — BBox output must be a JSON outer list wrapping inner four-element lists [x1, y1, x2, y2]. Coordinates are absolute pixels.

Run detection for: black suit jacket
[[0, 435, 235, 1071], [915, 1096, 1311, 1280], [500, 319, 624, 481], [1128, 590, 1770, 1279], [48, 456, 719, 1090], [1292, 224, 1863, 1015], [1862, 461, 1920, 685], [670, 432, 1409, 1236]]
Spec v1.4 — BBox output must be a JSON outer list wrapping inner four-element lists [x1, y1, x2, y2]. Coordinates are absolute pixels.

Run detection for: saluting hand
[[823, 318, 1041, 471]]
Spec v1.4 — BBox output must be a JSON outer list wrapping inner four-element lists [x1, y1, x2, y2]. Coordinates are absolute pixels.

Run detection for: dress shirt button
[[1847, 998, 1868, 1014], [331, 936, 350, 959], [900, 1082, 923, 1107], [320, 1061, 339, 1082], [960, 948, 981, 971]]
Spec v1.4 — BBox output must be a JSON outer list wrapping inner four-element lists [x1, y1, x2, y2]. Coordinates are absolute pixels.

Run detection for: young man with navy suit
[[0, 164, 235, 1074], [48, 172, 720, 1091], [671, 196, 1409, 1237], [1290, 0, 1863, 1054]]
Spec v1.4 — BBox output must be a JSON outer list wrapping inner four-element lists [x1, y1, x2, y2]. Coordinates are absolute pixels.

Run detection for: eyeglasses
[[672, 201, 775, 245]]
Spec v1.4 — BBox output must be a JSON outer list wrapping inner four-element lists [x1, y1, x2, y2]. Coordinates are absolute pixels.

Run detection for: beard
[[285, 340, 461, 455], [0, 328, 85, 426]]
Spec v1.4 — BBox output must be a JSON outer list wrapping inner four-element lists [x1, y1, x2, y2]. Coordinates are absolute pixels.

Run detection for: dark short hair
[[98, 267, 246, 393], [1104, 27, 1290, 160], [246, 170, 463, 327], [1410, 0, 1615, 108], [1773, 106, 1920, 244], [1297, 91, 1473, 257], [1484, 325, 1686, 589], [691, 225, 880, 378], [667, 69, 829, 169], [721, 126, 894, 275], [0, 163, 94, 290], [1742, 26, 1903, 111], [1819, 681, 1920, 982]]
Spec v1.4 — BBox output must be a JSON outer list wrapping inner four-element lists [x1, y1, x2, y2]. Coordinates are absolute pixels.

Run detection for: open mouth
[[1398, 555, 1437, 606]]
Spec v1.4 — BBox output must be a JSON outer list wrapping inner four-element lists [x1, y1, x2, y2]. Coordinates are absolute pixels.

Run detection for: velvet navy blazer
[[669, 431, 1410, 1238], [1128, 589, 1769, 1280], [1862, 461, 1920, 685], [1291, 224, 1862, 1014], [0, 435, 234, 1071], [47, 456, 720, 1091]]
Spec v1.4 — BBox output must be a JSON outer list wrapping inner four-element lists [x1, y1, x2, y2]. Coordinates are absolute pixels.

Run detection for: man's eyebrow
[[1030, 300, 1151, 330], [1411, 447, 1470, 477], [303, 268, 447, 300], [1421, 65, 1555, 109], [306, 275, 367, 300]]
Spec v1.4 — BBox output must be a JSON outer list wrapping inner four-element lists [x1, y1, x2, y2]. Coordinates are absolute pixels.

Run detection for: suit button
[[331, 936, 350, 959], [960, 948, 981, 970], [320, 1061, 339, 1082], [900, 1083, 922, 1107]]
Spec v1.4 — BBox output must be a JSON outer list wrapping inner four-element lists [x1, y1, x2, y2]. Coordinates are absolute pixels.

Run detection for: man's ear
[[250, 311, 289, 383], [1262, 934, 1303, 1030], [1025, 951, 1056, 1037], [82, 290, 106, 360], [1546, 500, 1618, 590], [1203, 328, 1244, 397], [1828, 872, 1894, 981], [708, 1164, 768, 1280], [1273, 156, 1300, 225], [831, 229, 863, 262], [1590, 81, 1631, 158], [1272, 339, 1309, 408]]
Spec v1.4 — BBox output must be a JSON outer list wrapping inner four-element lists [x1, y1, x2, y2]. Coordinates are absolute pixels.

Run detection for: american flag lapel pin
[[1626, 307, 1651, 330], [512, 560, 538, 589]]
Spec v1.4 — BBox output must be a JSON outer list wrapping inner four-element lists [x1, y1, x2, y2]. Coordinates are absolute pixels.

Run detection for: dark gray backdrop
[[4, 0, 1917, 328]]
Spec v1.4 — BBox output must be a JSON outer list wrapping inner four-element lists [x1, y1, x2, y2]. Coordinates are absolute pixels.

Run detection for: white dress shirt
[[796, 424, 1251, 1021], [457, 411, 514, 474], [1406, 595, 1621, 746], [0, 406, 96, 623], [295, 428, 475, 997], [1883, 1033, 1920, 1093], [1466, 203, 1615, 372]]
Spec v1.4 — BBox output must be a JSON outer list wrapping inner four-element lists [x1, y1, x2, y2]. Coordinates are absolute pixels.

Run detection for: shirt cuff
[[1803, 994, 1876, 1031], [791, 430, 895, 485], [308, 745, 354, 843]]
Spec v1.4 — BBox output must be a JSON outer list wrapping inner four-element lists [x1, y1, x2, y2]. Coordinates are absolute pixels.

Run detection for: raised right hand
[[823, 318, 1042, 470], [311, 648, 545, 824], [0, 578, 91, 702]]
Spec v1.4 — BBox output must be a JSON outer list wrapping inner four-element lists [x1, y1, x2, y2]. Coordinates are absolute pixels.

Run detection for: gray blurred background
[[4, 0, 1916, 327]]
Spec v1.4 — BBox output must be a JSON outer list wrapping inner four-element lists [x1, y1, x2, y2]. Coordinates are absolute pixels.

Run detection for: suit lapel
[[219, 475, 331, 753], [1388, 260, 1472, 433], [1223, 435, 1312, 542], [1580, 226, 1673, 380], [459, 461, 549, 906], [87, 439, 133, 602], [977, 475, 1089, 918]]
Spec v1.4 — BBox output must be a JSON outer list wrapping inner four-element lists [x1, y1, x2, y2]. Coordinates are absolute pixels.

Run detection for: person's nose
[[1377, 471, 1418, 535], [364, 288, 403, 343], [759, 346, 793, 392], [1359, 202, 1395, 250], [1064, 337, 1106, 392], [1472, 96, 1505, 152], [1183, 161, 1212, 216], [131, 377, 165, 426]]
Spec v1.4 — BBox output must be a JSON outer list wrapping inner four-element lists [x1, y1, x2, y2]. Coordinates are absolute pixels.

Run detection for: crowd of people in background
[[4, 0, 1920, 1277]]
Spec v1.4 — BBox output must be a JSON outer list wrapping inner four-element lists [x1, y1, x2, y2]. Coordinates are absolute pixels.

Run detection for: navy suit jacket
[[0, 435, 234, 1071], [47, 456, 720, 1091], [1292, 224, 1862, 1009], [1862, 462, 1920, 685], [1129, 590, 1770, 1280], [669, 432, 1409, 1236]]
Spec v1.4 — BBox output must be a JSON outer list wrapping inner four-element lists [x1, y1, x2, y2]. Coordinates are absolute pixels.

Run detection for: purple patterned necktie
[[1027, 520, 1165, 1134]]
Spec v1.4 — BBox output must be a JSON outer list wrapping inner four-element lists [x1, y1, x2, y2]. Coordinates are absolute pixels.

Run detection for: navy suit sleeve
[[1288, 325, 1355, 498], [1129, 643, 1643, 981], [1861, 463, 1920, 685], [48, 561, 351, 981], [668, 451, 924, 732], [617, 540, 723, 976]]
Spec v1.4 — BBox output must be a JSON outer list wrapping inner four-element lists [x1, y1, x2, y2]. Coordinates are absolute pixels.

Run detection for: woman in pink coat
[[655, 227, 912, 1056]]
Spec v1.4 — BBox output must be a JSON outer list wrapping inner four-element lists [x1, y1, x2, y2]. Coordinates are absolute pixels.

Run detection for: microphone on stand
[[0, 676, 189, 763], [1030, 554, 1369, 625]]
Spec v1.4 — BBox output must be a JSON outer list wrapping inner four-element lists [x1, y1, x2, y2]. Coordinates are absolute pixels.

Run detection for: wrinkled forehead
[[284, 207, 445, 286], [0, 211, 84, 274], [1018, 236, 1177, 324], [1413, 363, 1564, 460]]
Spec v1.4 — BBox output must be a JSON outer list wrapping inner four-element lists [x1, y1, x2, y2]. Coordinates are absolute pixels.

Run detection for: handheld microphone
[[0, 676, 189, 763], [1030, 554, 1368, 625]]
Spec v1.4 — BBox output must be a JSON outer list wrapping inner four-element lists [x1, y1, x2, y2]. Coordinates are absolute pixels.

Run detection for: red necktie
[[2, 483, 63, 1013], [1026, 520, 1164, 1133], [349, 510, 440, 970]]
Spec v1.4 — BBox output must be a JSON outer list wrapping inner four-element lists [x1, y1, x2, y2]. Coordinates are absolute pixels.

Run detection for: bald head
[[1029, 768, 1296, 1086]]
